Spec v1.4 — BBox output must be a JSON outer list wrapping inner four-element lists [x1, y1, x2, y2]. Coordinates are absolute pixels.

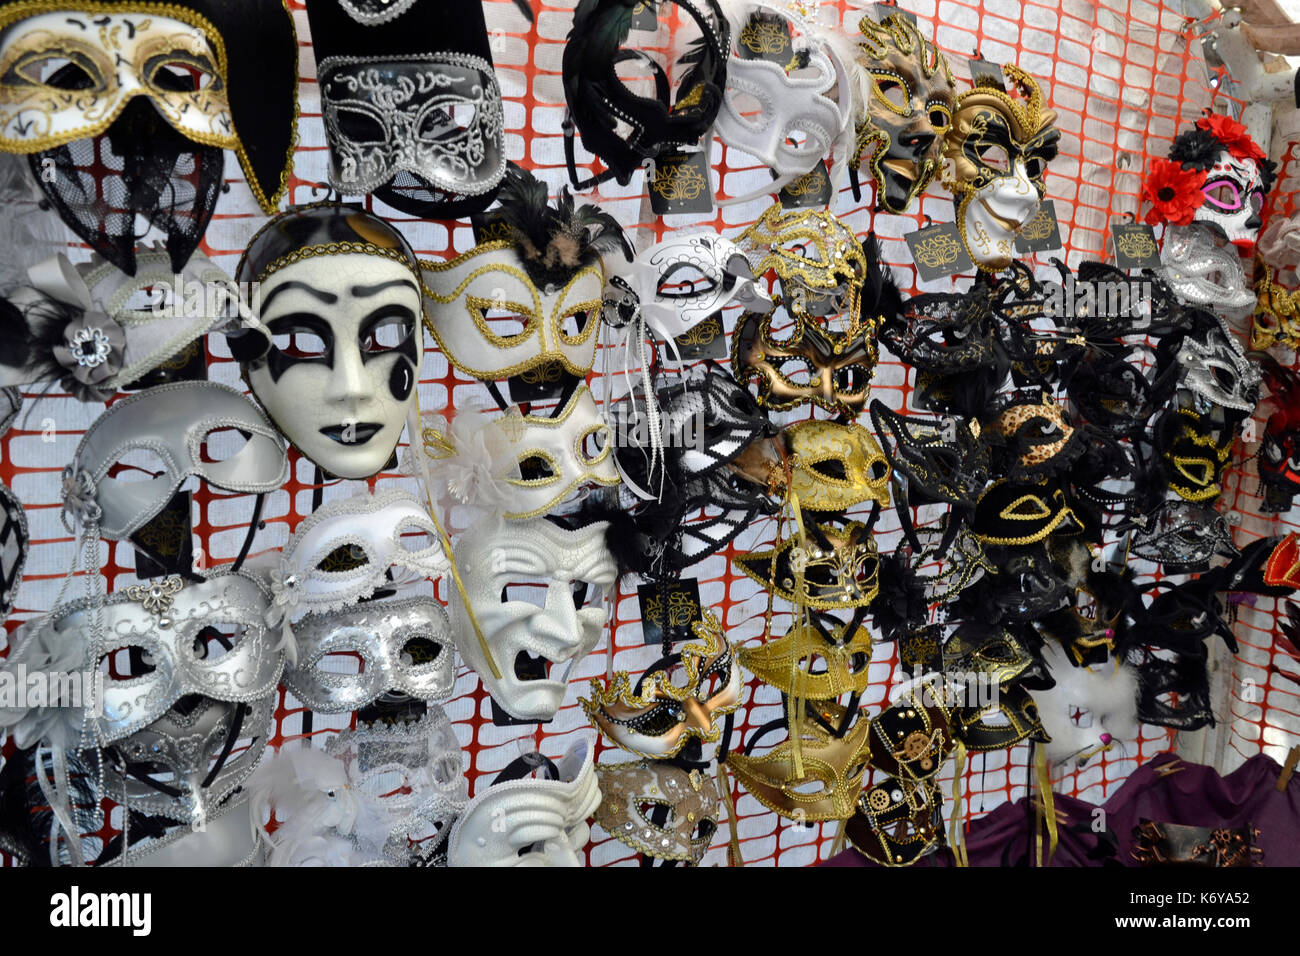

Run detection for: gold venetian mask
[[942, 65, 1060, 272], [854, 13, 955, 214]]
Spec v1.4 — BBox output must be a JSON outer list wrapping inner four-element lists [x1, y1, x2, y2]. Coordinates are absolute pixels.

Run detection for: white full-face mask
[[447, 738, 600, 867], [713, 3, 858, 205], [247, 252, 423, 480], [450, 515, 617, 721], [1035, 642, 1140, 769], [602, 234, 770, 341]]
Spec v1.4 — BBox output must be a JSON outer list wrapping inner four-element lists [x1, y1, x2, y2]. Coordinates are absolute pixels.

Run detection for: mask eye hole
[[149, 56, 217, 93], [501, 581, 549, 609], [977, 143, 1011, 173], [928, 104, 951, 131], [399, 637, 444, 666], [14, 53, 101, 90], [334, 104, 387, 144], [1023, 156, 1044, 180], [313, 651, 365, 677], [198, 426, 254, 463], [270, 324, 328, 359], [1202, 178, 1242, 211], [559, 307, 594, 342], [658, 262, 717, 299], [518, 454, 555, 480], [833, 365, 870, 395], [1250, 190, 1265, 213], [873, 74, 909, 110], [192, 623, 243, 661], [810, 458, 847, 481], [419, 102, 476, 139], [478, 304, 532, 341], [777, 358, 815, 386], [360, 313, 414, 353], [580, 428, 607, 462], [637, 801, 675, 828], [98, 646, 155, 681]]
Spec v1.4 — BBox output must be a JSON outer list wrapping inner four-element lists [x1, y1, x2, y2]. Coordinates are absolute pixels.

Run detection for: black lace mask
[[31, 98, 223, 276], [1131, 500, 1238, 572], [563, 0, 729, 187], [306, 0, 506, 217]]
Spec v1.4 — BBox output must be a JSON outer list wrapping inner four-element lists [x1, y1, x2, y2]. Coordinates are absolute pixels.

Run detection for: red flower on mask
[[1196, 113, 1265, 162], [1142, 158, 1207, 226]]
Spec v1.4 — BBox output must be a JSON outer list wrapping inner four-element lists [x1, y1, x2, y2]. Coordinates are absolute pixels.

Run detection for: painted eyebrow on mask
[[260, 281, 340, 313], [351, 278, 420, 298]]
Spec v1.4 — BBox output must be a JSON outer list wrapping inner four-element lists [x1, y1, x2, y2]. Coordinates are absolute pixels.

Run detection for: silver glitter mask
[[282, 597, 456, 713], [47, 570, 284, 744], [104, 691, 276, 825], [318, 54, 506, 202], [1174, 322, 1260, 413], [1158, 224, 1254, 313]]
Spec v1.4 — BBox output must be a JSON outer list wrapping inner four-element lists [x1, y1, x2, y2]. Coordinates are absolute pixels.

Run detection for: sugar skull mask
[[943, 66, 1059, 272], [237, 204, 423, 480], [854, 12, 955, 214]]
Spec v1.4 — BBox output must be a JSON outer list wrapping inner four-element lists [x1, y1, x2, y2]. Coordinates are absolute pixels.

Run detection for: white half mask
[[1195, 148, 1265, 252], [282, 596, 456, 712], [602, 234, 770, 340], [421, 241, 604, 380], [248, 252, 423, 480], [715, 4, 850, 203], [268, 489, 450, 641], [1158, 223, 1254, 313], [450, 515, 616, 721], [447, 738, 600, 867], [1035, 642, 1140, 768], [490, 385, 621, 519]]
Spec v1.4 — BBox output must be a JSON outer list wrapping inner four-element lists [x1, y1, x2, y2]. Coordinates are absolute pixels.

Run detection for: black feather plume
[[494, 163, 632, 289]]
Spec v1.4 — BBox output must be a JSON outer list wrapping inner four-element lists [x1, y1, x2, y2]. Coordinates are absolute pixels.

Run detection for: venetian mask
[[942, 65, 1060, 272], [451, 515, 618, 721], [237, 204, 423, 480], [854, 12, 955, 214]]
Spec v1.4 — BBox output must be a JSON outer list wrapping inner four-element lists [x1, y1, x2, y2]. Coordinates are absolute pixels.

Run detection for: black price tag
[[736, 10, 797, 66], [507, 363, 577, 402], [637, 578, 703, 646], [870, 2, 918, 27], [131, 489, 192, 578], [630, 0, 659, 32], [1110, 222, 1162, 270], [778, 160, 832, 209], [649, 150, 713, 215], [968, 58, 1006, 88], [674, 313, 727, 359], [905, 222, 973, 281], [470, 208, 512, 244], [1014, 199, 1063, 253]]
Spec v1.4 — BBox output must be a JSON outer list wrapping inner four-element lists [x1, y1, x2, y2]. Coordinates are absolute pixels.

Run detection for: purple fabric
[[823, 751, 1300, 867]]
